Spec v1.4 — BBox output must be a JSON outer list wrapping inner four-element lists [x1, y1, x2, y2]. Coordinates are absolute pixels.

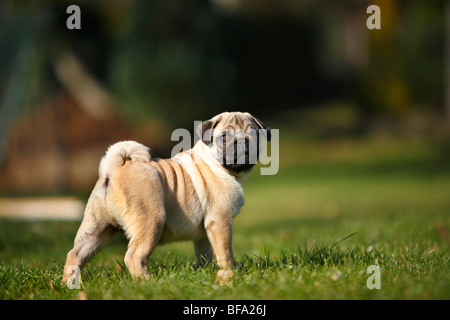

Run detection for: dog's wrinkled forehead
[[213, 112, 255, 132], [197, 111, 271, 145]]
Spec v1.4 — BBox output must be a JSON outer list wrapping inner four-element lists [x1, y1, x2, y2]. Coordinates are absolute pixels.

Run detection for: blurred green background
[[0, 0, 449, 300], [0, 0, 448, 195]]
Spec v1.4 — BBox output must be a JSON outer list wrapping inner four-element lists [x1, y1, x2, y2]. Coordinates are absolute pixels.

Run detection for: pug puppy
[[63, 111, 271, 282]]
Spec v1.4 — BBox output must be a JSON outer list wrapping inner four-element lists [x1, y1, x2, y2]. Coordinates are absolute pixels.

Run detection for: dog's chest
[[154, 152, 244, 243]]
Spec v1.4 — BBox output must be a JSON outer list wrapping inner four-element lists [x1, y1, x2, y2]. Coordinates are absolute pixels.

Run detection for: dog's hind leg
[[62, 192, 117, 283], [121, 188, 165, 280], [123, 213, 165, 280]]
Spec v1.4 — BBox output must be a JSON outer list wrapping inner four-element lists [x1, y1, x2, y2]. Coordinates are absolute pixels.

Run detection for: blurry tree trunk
[[53, 51, 115, 120]]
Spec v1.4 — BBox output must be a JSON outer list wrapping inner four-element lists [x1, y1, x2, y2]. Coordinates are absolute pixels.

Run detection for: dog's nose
[[233, 138, 249, 154]]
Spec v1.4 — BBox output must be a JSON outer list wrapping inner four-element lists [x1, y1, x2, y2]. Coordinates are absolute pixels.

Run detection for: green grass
[[0, 136, 449, 299]]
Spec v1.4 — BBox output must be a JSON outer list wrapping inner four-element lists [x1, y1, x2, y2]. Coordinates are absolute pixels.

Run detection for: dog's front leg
[[194, 236, 214, 267], [205, 217, 235, 284]]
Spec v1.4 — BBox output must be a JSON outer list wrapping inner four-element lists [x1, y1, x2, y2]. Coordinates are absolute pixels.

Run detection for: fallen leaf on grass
[[76, 291, 88, 300], [49, 281, 60, 294]]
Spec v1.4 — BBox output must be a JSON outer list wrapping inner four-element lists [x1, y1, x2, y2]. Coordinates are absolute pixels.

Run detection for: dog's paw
[[215, 269, 234, 285]]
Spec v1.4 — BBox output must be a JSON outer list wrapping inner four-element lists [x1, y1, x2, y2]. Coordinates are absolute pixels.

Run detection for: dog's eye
[[221, 133, 227, 143]]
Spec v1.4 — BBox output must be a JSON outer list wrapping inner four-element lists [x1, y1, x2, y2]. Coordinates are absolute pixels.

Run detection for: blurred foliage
[[0, 0, 446, 131], [356, 0, 445, 117]]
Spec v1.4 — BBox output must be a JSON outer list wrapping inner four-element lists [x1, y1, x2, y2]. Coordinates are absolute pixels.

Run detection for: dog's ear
[[251, 116, 271, 142], [196, 120, 212, 145], [196, 118, 221, 145]]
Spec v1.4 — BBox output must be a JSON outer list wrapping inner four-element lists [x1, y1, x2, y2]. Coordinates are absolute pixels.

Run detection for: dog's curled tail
[[99, 141, 151, 181]]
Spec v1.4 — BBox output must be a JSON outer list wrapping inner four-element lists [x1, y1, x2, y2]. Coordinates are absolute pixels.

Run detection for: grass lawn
[[0, 136, 449, 299]]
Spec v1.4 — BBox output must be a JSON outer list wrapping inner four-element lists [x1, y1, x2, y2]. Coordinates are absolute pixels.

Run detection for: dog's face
[[197, 112, 271, 174]]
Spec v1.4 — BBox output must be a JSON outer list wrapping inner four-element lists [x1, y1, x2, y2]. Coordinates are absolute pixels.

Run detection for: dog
[[62, 111, 271, 282]]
